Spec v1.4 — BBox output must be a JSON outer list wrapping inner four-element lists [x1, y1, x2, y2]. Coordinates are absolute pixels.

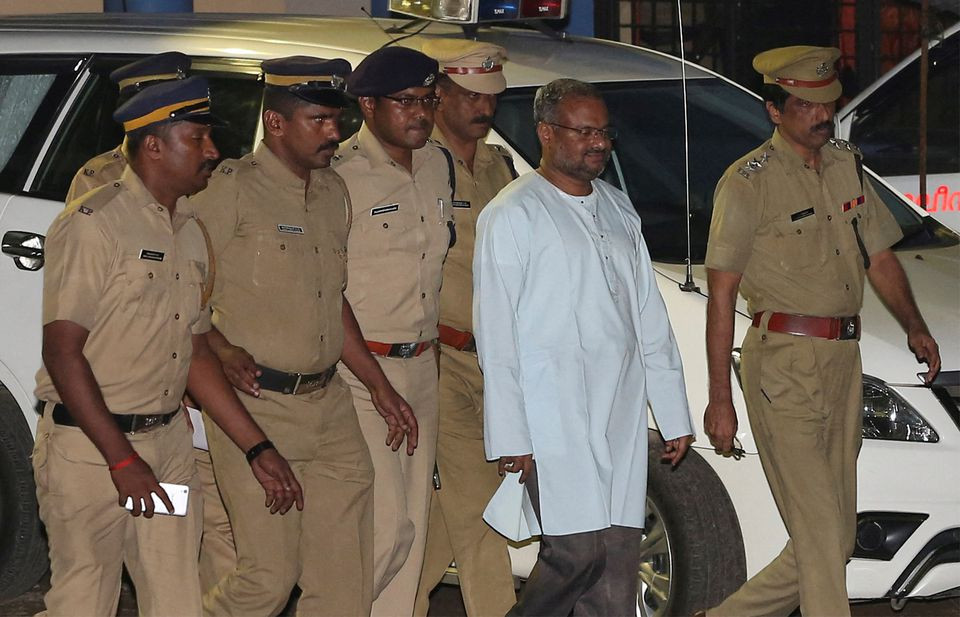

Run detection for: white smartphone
[[123, 482, 190, 516]]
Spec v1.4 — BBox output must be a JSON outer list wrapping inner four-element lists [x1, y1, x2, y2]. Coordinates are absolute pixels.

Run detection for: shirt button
[[421, 253, 425, 259], [174, 313, 180, 320], [845, 284, 850, 290], [280, 243, 286, 250], [315, 247, 320, 254], [157, 206, 163, 212], [421, 292, 426, 299], [148, 272, 154, 279], [163, 389, 169, 396], [761, 334, 767, 341], [421, 216, 425, 223], [796, 229, 802, 235], [383, 222, 389, 229], [320, 334, 324, 342], [827, 215, 833, 221], [172, 352, 178, 359], [317, 290, 322, 298]]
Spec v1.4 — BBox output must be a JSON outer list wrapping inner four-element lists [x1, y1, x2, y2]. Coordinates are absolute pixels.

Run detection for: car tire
[[0, 388, 47, 600], [640, 431, 746, 617]]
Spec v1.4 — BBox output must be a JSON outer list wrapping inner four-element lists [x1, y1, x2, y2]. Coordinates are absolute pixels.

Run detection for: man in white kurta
[[474, 79, 694, 616]]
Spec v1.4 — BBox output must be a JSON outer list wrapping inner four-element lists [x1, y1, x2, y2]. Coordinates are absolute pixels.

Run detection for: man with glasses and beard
[[332, 46, 454, 617], [702, 47, 940, 617], [192, 57, 414, 617], [474, 78, 694, 617], [414, 38, 517, 617]]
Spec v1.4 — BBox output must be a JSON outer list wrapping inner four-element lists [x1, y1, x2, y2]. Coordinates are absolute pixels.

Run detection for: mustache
[[471, 115, 494, 125], [316, 140, 339, 153], [813, 121, 834, 133], [406, 119, 431, 131]]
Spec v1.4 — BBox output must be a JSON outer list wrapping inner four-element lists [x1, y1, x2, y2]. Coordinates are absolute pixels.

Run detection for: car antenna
[[361, 6, 432, 43], [676, 0, 700, 293]]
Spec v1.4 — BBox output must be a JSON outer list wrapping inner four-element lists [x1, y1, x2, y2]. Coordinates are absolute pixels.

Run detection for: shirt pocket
[[121, 258, 170, 318], [251, 229, 302, 288], [770, 215, 826, 271], [354, 206, 418, 257]]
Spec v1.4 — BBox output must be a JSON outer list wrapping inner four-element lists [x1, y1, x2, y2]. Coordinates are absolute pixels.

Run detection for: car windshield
[[494, 78, 954, 263]]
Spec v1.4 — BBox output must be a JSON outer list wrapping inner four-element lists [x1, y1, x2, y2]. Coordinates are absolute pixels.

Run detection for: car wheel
[[638, 432, 746, 617], [0, 388, 47, 599]]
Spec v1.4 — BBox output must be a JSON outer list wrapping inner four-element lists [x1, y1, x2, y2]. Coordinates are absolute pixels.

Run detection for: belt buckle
[[292, 372, 304, 395], [129, 414, 160, 435], [841, 317, 858, 340], [396, 342, 417, 359]]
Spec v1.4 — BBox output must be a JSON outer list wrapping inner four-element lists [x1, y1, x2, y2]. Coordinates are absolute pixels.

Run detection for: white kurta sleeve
[[474, 202, 533, 460], [635, 233, 695, 442]]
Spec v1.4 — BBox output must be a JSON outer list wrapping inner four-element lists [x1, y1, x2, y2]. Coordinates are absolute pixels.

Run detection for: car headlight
[[862, 375, 938, 442], [730, 352, 938, 443]]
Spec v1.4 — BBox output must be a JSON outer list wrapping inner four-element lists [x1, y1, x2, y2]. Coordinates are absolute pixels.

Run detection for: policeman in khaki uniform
[[415, 39, 517, 617], [65, 51, 190, 204], [702, 47, 941, 616], [332, 46, 453, 616], [33, 76, 302, 617], [193, 57, 415, 617]]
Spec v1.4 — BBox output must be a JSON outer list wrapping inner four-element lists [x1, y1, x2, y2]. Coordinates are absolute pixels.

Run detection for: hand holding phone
[[124, 482, 190, 516]]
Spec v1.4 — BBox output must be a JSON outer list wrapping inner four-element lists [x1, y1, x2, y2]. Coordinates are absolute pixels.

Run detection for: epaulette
[[71, 180, 124, 214], [489, 143, 512, 158], [735, 150, 771, 179], [828, 138, 862, 158], [331, 138, 362, 166]]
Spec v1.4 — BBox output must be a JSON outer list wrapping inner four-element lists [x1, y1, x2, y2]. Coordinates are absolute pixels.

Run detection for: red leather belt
[[752, 312, 861, 341], [365, 340, 434, 359], [438, 324, 476, 352]]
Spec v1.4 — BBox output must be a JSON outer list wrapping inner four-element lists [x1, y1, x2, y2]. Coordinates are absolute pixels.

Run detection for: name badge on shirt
[[371, 204, 399, 216], [139, 249, 165, 262], [790, 207, 815, 222], [452, 200, 471, 209], [277, 224, 304, 234]]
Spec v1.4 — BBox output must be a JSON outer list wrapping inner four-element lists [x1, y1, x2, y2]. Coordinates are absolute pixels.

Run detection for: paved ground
[[2, 574, 957, 616]]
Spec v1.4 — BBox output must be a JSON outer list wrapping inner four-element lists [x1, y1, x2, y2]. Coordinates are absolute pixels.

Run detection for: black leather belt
[[45, 403, 179, 434], [255, 364, 337, 395]]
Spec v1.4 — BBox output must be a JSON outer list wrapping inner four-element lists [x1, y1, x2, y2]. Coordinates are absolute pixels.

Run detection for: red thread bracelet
[[109, 452, 140, 472]]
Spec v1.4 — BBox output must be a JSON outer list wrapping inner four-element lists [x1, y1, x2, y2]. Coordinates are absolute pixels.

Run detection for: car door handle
[[2, 231, 45, 271]]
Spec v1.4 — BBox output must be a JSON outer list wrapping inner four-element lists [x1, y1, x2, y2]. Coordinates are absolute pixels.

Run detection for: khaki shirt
[[65, 142, 128, 204], [432, 129, 516, 333], [706, 130, 903, 317], [35, 167, 212, 414], [332, 124, 454, 343], [192, 142, 350, 374]]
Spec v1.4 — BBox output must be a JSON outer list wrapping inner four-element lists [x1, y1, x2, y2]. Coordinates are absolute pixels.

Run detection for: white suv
[[0, 13, 957, 615]]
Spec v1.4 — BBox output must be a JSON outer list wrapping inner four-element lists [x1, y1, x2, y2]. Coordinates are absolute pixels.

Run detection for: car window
[[0, 56, 82, 195], [849, 32, 959, 177], [495, 78, 956, 263], [31, 56, 264, 202]]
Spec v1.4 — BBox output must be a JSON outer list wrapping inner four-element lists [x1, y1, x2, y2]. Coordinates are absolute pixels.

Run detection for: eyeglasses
[[380, 94, 441, 109], [547, 122, 618, 141]]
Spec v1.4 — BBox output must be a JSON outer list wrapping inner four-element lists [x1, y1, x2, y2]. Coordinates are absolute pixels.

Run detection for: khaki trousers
[[710, 328, 862, 617], [203, 375, 374, 617], [414, 346, 515, 617], [340, 351, 439, 617], [195, 447, 236, 596], [33, 407, 202, 617]]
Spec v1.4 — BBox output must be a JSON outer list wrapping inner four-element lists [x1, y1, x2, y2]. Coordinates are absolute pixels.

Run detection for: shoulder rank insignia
[[736, 151, 770, 179], [82, 168, 95, 177], [828, 138, 863, 157], [78, 206, 94, 215], [219, 166, 234, 175]]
